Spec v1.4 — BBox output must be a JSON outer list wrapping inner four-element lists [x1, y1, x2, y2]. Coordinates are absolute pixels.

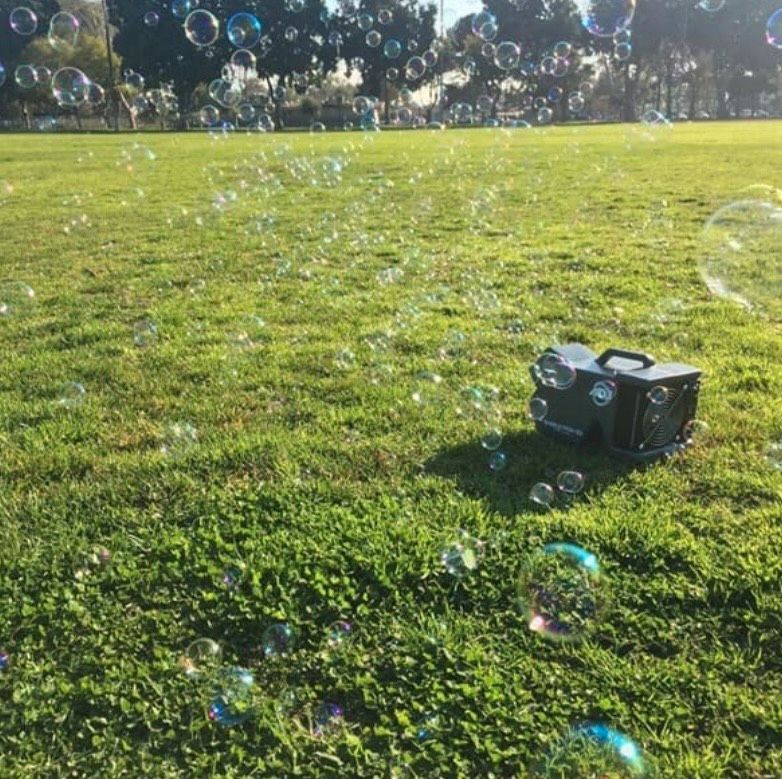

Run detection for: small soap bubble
[[440, 530, 483, 577], [0, 650, 8, 671], [312, 701, 344, 737], [481, 427, 503, 451], [647, 385, 669, 405], [532, 353, 577, 390], [181, 638, 222, 678], [160, 421, 198, 456], [518, 543, 603, 642], [415, 711, 440, 741], [208, 667, 256, 726], [488, 451, 508, 471], [556, 470, 585, 494], [326, 620, 353, 649], [528, 397, 549, 421], [541, 723, 646, 776], [133, 319, 158, 347], [261, 623, 296, 658], [529, 482, 555, 507], [0, 281, 35, 316], [57, 381, 86, 408]]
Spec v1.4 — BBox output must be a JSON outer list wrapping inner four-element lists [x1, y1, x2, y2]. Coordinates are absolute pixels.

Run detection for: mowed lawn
[[0, 122, 781, 778]]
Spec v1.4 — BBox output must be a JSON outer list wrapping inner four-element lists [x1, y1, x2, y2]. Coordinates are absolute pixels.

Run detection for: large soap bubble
[[698, 199, 782, 318], [184, 9, 219, 47], [226, 12, 262, 48], [579, 0, 635, 38], [52, 67, 90, 107], [48, 11, 80, 50]]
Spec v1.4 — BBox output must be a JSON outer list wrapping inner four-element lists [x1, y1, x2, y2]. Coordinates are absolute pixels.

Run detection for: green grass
[[0, 122, 781, 778]]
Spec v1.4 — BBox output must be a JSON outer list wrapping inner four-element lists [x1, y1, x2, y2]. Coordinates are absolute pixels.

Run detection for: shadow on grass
[[426, 429, 635, 516]]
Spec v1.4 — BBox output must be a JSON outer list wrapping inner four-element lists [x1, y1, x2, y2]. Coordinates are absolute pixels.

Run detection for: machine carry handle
[[596, 348, 656, 370]]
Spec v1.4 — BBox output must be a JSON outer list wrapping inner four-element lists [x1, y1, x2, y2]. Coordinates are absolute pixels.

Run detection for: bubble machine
[[529, 344, 702, 462]]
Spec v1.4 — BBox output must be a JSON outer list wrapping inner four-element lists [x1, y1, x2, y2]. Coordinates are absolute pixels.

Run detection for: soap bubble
[[57, 381, 86, 408], [405, 56, 426, 80], [541, 723, 646, 776], [378, 7, 393, 24], [415, 711, 440, 741], [481, 428, 503, 451], [181, 638, 222, 677], [488, 451, 508, 471], [35, 65, 51, 83], [0, 282, 33, 317], [261, 623, 296, 658], [144, 11, 160, 26], [532, 353, 577, 390], [209, 667, 256, 726], [227, 12, 262, 48], [0, 650, 8, 671], [284, 25, 298, 41], [768, 9, 782, 47], [230, 48, 256, 71], [160, 421, 198, 456], [579, 0, 635, 38], [326, 620, 353, 649], [568, 91, 585, 113], [184, 10, 219, 47], [440, 530, 483, 577], [698, 199, 782, 318], [15, 64, 37, 89], [698, 0, 725, 9], [357, 11, 373, 30], [366, 30, 382, 47], [52, 67, 90, 107], [48, 11, 79, 49], [518, 543, 603, 641], [328, 30, 343, 47], [494, 41, 520, 70], [312, 701, 344, 737], [0, 63, 6, 88], [133, 319, 158, 347], [537, 107, 554, 125], [199, 104, 220, 125], [528, 397, 549, 421], [615, 41, 632, 60], [384, 39, 402, 59], [556, 470, 585, 494], [171, 0, 196, 19], [9, 6, 37, 35], [553, 40, 572, 58], [529, 482, 555, 507]]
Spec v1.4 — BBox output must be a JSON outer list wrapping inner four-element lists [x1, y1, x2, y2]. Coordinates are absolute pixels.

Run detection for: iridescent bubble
[[383, 38, 402, 59], [261, 623, 296, 658], [378, 7, 392, 24], [208, 667, 256, 726], [184, 10, 219, 46], [365, 30, 382, 47], [226, 12, 262, 48], [328, 30, 343, 47], [528, 397, 548, 421], [284, 25, 298, 41], [529, 482, 555, 507], [124, 70, 144, 90], [57, 381, 86, 409], [52, 67, 90, 107], [615, 41, 632, 61], [471, 9, 497, 39], [440, 530, 483, 577], [9, 6, 37, 35], [144, 11, 160, 26], [481, 427, 503, 451], [553, 40, 572, 58], [537, 106, 554, 125], [613, 27, 631, 44], [171, 0, 196, 20], [286, 0, 306, 12], [199, 104, 220, 125], [133, 319, 158, 348], [698, 0, 725, 10], [768, 9, 782, 49], [0, 63, 6, 88], [541, 723, 646, 776], [519, 542, 603, 641], [357, 11, 373, 30], [160, 421, 198, 456], [48, 11, 79, 49], [556, 470, 585, 494], [312, 701, 344, 737], [532, 353, 577, 390], [494, 41, 520, 70], [489, 451, 508, 471], [180, 638, 222, 677], [640, 108, 671, 128], [422, 49, 437, 68], [326, 620, 353, 649], [698, 199, 782, 317], [580, 0, 635, 37], [0, 281, 34, 316], [14, 64, 36, 89], [415, 711, 440, 741], [548, 86, 564, 103], [222, 566, 242, 587], [35, 65, 51, 83], [0, 650, 8, 671], [405, 56, 426, 80], [568, 91, 585, 113], [231, 48, 256, 70]]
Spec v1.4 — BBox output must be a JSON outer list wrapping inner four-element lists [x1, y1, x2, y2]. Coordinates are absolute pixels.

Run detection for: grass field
[[0, 122, 781, 778]]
